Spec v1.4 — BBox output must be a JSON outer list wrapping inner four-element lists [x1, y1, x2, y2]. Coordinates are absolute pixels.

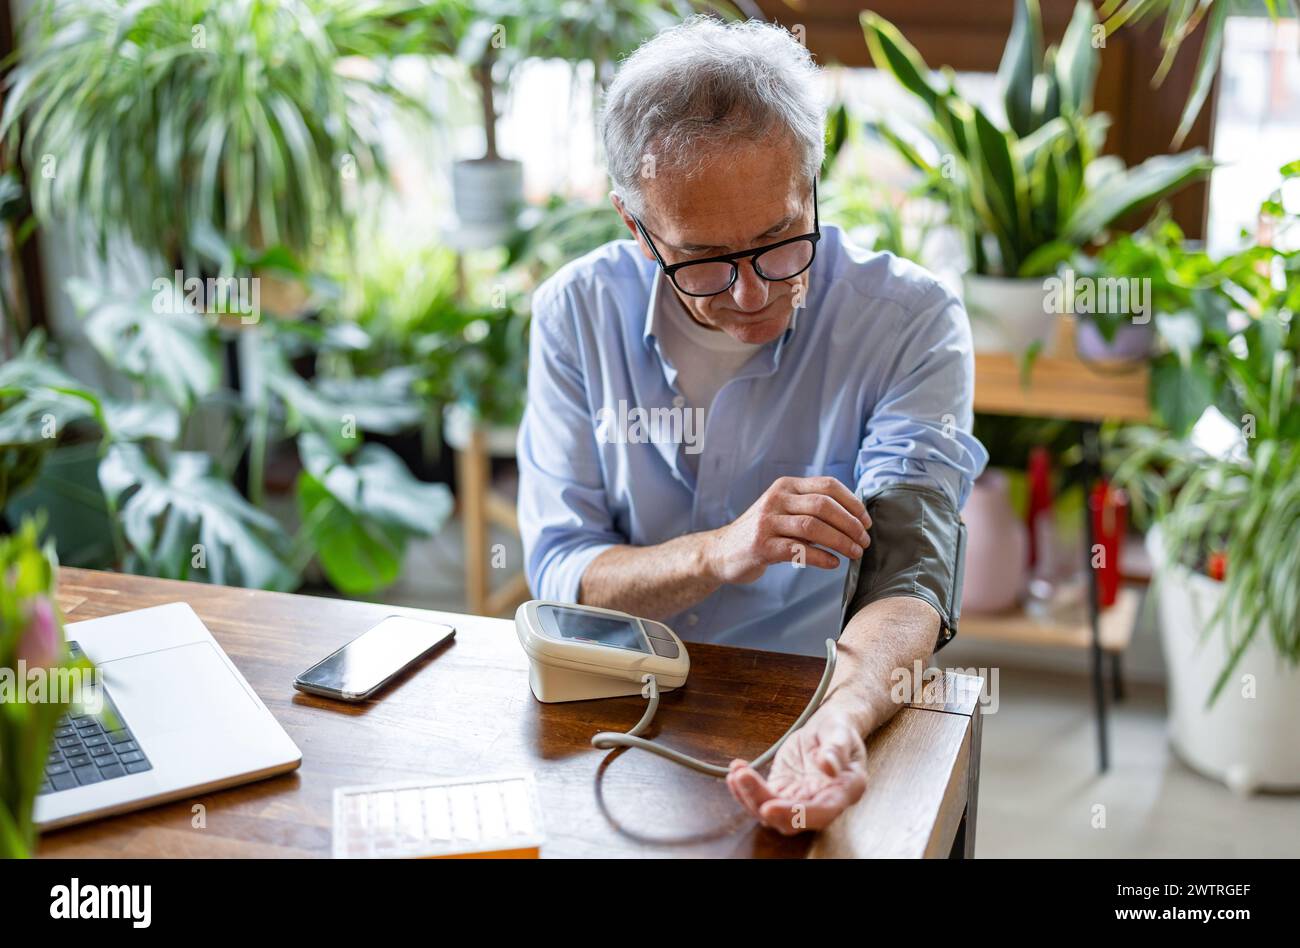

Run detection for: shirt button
[[687, 614, 699, 626], [672, 395, 685, 408]]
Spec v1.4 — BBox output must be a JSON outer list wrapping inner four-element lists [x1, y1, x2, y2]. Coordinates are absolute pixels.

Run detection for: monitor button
[[650, 637, 680, 659]]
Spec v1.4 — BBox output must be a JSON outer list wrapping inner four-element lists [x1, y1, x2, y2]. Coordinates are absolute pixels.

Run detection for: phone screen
[[295, 617, 454, 699]]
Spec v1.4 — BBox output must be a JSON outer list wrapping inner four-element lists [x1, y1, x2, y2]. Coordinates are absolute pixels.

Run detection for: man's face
[[615, 140, 813, 346]]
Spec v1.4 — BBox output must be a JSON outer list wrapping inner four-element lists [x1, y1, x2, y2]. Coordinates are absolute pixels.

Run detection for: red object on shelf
[[1026, 446, 1054, 568], [1089, 480, 1129, 608], [1207, 551, 1228, 582]]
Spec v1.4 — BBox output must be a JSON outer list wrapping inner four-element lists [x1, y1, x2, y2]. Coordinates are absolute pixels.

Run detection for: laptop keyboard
[[38, 641, 152, 796]]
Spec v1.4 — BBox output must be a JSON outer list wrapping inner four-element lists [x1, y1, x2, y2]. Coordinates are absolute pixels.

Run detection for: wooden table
[[43, 568, 984, 859]]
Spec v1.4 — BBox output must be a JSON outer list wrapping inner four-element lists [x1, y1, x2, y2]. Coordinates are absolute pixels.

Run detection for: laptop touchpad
[[99, 642, 261, 738]]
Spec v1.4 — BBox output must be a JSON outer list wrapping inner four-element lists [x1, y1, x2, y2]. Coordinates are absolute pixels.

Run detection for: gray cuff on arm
[[838, 483, 967, 652]]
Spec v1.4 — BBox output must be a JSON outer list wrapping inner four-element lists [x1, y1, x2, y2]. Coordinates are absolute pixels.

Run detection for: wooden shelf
[[974, 351, 1150, 423], [958, 587, 1141, 653]]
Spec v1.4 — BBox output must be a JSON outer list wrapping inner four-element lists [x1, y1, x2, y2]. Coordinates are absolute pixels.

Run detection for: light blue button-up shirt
[[517, 225, 987, 656]]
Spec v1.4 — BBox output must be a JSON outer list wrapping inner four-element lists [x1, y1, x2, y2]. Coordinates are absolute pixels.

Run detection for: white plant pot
[[443, 402, 518, 458], [452, 158, 523, 235], [961, 273, 1060, 355], [1146, 527, 1300, 793]]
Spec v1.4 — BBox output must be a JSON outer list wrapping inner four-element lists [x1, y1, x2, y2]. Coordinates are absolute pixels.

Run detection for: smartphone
[[294, 616, 455, 701]]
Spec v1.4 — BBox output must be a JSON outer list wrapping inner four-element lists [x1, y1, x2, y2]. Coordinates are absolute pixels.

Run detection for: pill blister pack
[[332, 772, 544, 858]]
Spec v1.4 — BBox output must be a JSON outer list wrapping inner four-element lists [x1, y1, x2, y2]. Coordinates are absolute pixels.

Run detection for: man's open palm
[[724, 705, 867, 834]]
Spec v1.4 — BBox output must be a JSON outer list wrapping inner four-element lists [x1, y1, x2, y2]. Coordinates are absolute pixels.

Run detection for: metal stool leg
[[1081, 423, 1110, 773]]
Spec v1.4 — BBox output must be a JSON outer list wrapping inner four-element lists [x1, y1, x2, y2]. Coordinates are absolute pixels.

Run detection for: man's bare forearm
[[578, 533, 722, 619], [818, 596, 941, 737], [578, 474, 871, 620]]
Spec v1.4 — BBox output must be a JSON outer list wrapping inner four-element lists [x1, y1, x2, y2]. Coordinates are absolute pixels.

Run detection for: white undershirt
[[653, 277, 762, 474]]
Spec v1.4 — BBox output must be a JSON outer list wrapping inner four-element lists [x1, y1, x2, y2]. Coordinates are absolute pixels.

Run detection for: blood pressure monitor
[[511, 484, 958, 775], [515, 599, 836, 777], [514, 601, 690, 703]]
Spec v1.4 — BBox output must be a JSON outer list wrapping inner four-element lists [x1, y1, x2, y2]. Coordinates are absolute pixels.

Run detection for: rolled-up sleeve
[[516, 282, 623, 603], [855, 284, 988, 509]]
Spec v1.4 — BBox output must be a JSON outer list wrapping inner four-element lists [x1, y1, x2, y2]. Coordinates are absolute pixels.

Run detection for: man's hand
[[725, 702, 868, 834], [705, 476, 872, 585]]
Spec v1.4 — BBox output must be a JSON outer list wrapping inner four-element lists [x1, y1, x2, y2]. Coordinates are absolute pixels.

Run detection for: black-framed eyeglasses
[[632, 179, 820, 297]]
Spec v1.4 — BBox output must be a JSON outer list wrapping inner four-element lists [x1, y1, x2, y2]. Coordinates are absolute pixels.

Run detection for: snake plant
[[862, 0, 1214, 278]]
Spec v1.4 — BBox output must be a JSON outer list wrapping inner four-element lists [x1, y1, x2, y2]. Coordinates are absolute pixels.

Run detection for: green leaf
[[1018, 240, 1076, 278], [1151, 356, 1215, 436], [822, 101, 851, 179], [294, 432, 452, 595], [999, 0, 1044, 137], [0, 799, 33, 858], [1054, 0, 1099, 116], [102, 399, 182, 444], [258, 340, 425, 446], [1155, 310, 1204, 364], [0, 385, 103, 447], [98, 443, 295, 590], [1061, 150, 1214, 245], [861, 11, 941, 110], [296, 432, 452, 536], [1172, 0, 1228, 147], [68, 278, 219, 411], [865, 121, 937, 176], [296, 471, 406, 596], [967, 104, 1027, 272]]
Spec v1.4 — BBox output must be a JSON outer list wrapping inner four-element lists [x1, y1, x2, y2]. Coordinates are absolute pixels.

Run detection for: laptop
[[35, 602, 302, 831]]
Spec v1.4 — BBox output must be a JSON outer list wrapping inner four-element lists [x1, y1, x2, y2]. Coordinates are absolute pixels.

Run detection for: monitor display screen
[[539, 606, 649, 654]]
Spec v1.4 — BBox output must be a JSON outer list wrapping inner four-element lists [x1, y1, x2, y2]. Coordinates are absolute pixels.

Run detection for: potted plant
[[1110, 171, 1300, 792], [1, 0, 458, 597], [0, 515, 94, 857], [0, 0, 454, 273], [1068, 208, 1186, 363], [863, 0, 1213, 355], [448, 0, 701, 237], [1088, 199, 1289, 436]]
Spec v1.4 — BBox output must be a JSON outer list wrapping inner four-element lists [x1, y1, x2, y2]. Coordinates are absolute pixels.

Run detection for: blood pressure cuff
[[839, 483, 966, 652]]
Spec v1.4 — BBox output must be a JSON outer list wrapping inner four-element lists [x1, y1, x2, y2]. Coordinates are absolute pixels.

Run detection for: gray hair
[[601, 16, 826, 217]]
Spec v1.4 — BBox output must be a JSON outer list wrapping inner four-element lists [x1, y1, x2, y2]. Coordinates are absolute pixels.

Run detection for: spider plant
[[1109, 170, 1300, 705], [862, 0, 1214, 278], [1100, 0, 1297, 147], [0, 0, 457, 269]]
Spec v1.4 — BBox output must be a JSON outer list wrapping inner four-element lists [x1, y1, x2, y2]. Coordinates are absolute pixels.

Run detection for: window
[[1206, 15, 1300, 254]]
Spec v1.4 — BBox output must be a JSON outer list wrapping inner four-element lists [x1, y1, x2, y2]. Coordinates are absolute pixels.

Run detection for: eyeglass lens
[[672, 239, 815, 295]]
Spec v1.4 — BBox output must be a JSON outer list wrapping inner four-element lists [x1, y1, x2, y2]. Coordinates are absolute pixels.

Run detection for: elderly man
[[517, 18, 987, 833]]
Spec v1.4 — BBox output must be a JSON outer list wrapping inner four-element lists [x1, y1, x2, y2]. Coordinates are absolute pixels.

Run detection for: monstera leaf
[[0, 333, 181, 512], [0, 334, 106, 444], [67, 278, 220, 411], [98, 443, 295, 590], [248, 335, 426, 451], [295, 432, 452, 596]]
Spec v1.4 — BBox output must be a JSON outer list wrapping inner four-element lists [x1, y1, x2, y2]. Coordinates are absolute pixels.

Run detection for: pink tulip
[[17, 596, 60, 668]]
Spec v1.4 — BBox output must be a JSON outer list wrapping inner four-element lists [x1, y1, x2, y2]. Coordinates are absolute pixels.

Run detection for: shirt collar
[[642, 267, 667, 348], [642, 269, 802, 357]]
